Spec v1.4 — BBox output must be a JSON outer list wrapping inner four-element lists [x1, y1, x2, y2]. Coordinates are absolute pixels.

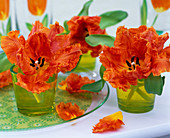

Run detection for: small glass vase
[[74, 51, 96, 73], [116, 79, 155, 113], [10, 65, 57, 116]]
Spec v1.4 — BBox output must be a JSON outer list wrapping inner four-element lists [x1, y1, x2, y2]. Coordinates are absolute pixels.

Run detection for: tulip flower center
[[30, 57, 45, 70], [84, 28, 89, 37], [126, 56, 140, 70]]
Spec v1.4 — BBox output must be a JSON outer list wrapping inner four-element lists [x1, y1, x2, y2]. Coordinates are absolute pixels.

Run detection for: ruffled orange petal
[[25, 32, 52, 61], [16, 48, 36, 75], [1, 31, 25, 64], [148, 45, 170, 76], [151, 0, 170, 12], [67, 16, 106, 57], [0, 70, 12, 88], [103, 68, 139, 91], [56, 102, 85, 121], [28, 21, 44, 38], [50, 35, 70, 54], [16, 73, 51, 94], [92, 111, 125, 133], [59, 73, 95, 93], [53, 43, 82, 73], [42, 21, 64, 41]]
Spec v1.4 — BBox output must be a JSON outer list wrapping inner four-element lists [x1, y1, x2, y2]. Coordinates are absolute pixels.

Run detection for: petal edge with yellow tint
[[92, 111, 125, 133], [56, 102, 85, 121]]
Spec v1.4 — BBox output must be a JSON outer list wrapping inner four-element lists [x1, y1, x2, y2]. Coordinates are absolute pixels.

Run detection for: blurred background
[[1, 0, 170, 39]]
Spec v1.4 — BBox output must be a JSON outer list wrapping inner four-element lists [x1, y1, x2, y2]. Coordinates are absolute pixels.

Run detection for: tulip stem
[[126, 85, 137, 104], [126, 81, 152, 104], [136, 88, 153, 101], [33, 93, 41, 103], [151, 14, 159, 27]]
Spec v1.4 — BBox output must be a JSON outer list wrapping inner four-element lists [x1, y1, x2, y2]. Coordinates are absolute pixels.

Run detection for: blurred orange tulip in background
[[151, 0, 170, 12], [0, 0, 9, 20], [27, 0, 47, 16]]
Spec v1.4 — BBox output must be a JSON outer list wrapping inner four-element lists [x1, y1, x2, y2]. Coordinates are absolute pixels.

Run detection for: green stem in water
[[33, 93, 41, 103], [151, 14, 159, 27], [136, 88, 153, 101], [126, 85, 137, 105], [126, 80, 152, 104]]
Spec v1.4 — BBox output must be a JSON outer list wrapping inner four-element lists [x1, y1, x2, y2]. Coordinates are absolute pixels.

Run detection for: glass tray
[[0, 73, 110, 131]]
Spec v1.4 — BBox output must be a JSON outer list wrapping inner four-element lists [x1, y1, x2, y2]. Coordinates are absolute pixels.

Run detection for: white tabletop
[[1, 0, 170, 137]]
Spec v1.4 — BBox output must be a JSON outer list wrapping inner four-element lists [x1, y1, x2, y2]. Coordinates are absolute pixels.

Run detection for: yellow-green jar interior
[[116, 79, 155, 113], [10, 65, 57, 116]]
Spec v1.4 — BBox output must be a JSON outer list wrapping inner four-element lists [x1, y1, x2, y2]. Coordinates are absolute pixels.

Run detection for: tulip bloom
[[100, 25, 170, 91], [151, 0, 170, 13], [27, 0, 47, 16], [0, 0, 9, 20], [67, 16, 106, 57], [1, 21, 82, 93]]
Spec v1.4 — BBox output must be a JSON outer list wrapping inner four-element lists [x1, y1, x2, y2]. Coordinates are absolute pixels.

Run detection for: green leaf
[[144, 73, 165, 96], [81, 79, 105, 93], [47, 73, 57, 83], [99, 10, 128, 29], [100, 64, 106, 79], [15, 17, 20, 30], [78, 0, 93, 16], [66, 55, 82, 73], [63, 20, 70, 34], [6, 17, 11, 34], [26, 23, 33, 31], [56, 32, 69, 36], [151, 14, 158, 26], [140, 0, 147, 25], [0, 33, 2, 45], [85, 34, 115, 47], [42, 14, 48, 27], [156, 30, 164, 35], [2, 22, 5, 35], [0, 52, 13, 73]]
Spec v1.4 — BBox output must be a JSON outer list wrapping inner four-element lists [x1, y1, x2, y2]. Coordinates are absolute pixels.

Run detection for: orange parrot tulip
[[67, 16, 106, 57], [1, 21, 82, 93], [100, 25, 170, 91]]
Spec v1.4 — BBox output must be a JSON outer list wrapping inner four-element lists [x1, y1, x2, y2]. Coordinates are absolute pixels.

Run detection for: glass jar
[[116, 79, 155, 113], [10, 65, 57, 116]]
